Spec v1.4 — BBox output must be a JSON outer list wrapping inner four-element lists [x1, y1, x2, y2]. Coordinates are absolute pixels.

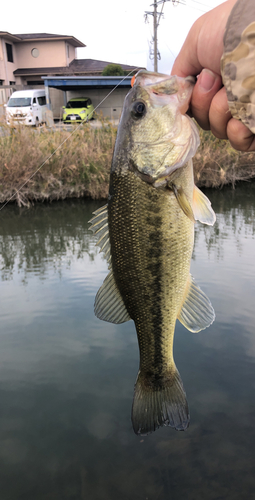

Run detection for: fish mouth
[[132, 70, 196, 88], [132, 70, 196, 115]]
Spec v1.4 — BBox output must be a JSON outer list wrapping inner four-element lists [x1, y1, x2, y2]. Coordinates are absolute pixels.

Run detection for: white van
[[5, 89, 48, 126]]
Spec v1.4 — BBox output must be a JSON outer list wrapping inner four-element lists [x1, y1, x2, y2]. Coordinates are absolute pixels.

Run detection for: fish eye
[[131, 101, 146, 119]]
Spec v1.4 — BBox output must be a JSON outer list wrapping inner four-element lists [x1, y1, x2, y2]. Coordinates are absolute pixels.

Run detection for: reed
[[0, 117, 116, 206], [194, 128, 255, 188], [0, 119, 255, 207]]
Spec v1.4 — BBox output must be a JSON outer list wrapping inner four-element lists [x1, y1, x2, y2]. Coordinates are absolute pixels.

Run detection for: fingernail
[[199, 69, 217, 92]]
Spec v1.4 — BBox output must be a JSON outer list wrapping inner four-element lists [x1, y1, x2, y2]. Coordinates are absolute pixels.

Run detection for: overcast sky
[[3, 0, 224, 74]]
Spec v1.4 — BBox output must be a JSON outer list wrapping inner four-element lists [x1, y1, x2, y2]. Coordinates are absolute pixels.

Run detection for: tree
[[102, 64, 124, 76]]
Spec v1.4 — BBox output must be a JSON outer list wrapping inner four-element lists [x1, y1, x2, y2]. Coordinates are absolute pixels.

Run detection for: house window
[[9, 81, 16, 85], [67, 44, 69, 58], [6, 43, 13, 63]]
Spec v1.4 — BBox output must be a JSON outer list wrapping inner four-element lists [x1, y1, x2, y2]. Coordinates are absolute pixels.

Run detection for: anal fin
[[95, 270, 131, 324], [90, 205, 131, 324], [178, 274, 215, 332]]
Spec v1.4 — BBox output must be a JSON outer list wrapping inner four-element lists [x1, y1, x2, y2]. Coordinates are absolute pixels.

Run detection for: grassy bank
[[0, 119, 255, 207], [194, 129, 255, 188], [0, 119, 116, 207]]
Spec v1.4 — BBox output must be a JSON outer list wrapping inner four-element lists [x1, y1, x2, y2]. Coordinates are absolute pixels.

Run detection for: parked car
[[62, 97, 94, 123], [5, 89, 47, 126]]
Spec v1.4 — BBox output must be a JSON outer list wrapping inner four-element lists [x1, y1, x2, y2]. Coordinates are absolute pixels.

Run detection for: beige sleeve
[[221, 0, 255, 132]]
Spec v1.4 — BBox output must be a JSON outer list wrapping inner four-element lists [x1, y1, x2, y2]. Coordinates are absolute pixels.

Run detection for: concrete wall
[[66, 87, 128, 120], [0, 87, 14, 117], [49, 88, 65, 119]]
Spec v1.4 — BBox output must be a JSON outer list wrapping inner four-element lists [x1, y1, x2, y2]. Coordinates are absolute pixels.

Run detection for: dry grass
[[0, 117, 116, 207], [193, 128, 255, 188], [0, 119, 255, 207]]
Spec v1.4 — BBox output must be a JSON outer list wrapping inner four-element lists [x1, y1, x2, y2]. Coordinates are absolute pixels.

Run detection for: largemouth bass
[[90, 70, 215, 435]]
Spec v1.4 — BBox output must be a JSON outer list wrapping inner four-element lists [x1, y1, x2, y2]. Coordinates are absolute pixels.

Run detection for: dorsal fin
[[89, 204, 111, 263]]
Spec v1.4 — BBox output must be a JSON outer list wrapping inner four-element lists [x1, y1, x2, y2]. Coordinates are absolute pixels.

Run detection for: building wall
[[0, 40, 5, 82], [15, 40, 68, 68], [65, 43, 76, 67], [0, 37, 20, 84], [66, 87, 127, 120]]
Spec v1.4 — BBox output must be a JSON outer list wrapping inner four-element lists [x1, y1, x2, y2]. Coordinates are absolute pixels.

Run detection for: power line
[[189, 0, 213, 6]]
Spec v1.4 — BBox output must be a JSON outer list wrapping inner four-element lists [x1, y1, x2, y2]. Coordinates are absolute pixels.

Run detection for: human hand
[[171, 0, 255, 152]]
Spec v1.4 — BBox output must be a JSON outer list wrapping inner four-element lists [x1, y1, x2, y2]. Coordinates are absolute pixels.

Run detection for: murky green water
[[0, 185, 255, 500]]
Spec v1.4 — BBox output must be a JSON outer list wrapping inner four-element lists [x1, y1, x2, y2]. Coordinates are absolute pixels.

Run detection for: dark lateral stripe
[[146, 220, 164, 379]]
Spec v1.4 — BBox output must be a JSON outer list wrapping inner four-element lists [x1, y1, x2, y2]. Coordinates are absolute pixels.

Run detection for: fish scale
[[108, 169, 193, 380]]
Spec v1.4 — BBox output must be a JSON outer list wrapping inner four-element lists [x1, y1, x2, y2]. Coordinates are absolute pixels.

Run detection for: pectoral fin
[[193, 185, 216, 225], [168, 182, 195, 222], [178, 274, 215, 332]]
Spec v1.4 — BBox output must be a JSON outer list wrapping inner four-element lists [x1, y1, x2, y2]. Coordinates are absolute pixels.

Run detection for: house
[[0, 31, 142, 119], [0, 32, 84, 86]]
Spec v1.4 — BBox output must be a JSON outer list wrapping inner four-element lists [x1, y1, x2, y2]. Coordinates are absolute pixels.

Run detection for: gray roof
[[0, 31, 20, 42], [14, 59, 142, 77], [0, 32, 85, 47], [69, 59, 140, 73]]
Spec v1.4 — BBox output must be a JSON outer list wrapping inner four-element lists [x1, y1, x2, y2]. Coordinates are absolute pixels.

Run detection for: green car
[[62, 97, 94, 123]]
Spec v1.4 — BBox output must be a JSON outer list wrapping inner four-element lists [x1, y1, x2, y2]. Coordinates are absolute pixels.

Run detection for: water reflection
[[0, 199, 101, 281], [0, 185, 255, 499]]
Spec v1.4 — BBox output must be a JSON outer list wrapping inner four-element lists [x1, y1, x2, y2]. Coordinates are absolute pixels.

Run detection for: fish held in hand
[[89, 70, 215, 435]]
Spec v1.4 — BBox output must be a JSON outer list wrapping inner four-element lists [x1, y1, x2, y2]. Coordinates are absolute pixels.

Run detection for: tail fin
[[132, 369, 189, 435]]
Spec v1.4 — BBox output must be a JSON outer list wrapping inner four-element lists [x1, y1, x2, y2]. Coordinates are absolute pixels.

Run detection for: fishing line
[[0, 68, 139, 211]]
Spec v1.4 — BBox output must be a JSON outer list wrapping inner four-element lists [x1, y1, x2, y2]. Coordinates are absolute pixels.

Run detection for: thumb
[[190, 69, 223, 130]]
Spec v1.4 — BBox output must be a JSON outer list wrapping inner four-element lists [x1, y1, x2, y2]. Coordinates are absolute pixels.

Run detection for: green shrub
[[102, 64, 124, 76]]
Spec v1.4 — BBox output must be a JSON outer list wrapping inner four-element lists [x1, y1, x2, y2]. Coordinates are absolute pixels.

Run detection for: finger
[[190, 69, 222, 130], [227, 119, 255, 152], [209, 87, 232, 139], [172, 0, 237, 78], [209, 88, 255, 151]]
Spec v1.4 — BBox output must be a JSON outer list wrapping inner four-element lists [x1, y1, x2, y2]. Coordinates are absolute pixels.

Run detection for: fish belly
[[108, 170, 193, 434]]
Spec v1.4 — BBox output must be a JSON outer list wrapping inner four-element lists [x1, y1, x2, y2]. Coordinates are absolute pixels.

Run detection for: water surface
[[0, 186, 255, 499]]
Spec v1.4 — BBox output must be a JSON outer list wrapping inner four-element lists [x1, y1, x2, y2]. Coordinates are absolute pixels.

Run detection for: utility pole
[[145, 0, 181, 72], [153, 1, 158, 73]]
